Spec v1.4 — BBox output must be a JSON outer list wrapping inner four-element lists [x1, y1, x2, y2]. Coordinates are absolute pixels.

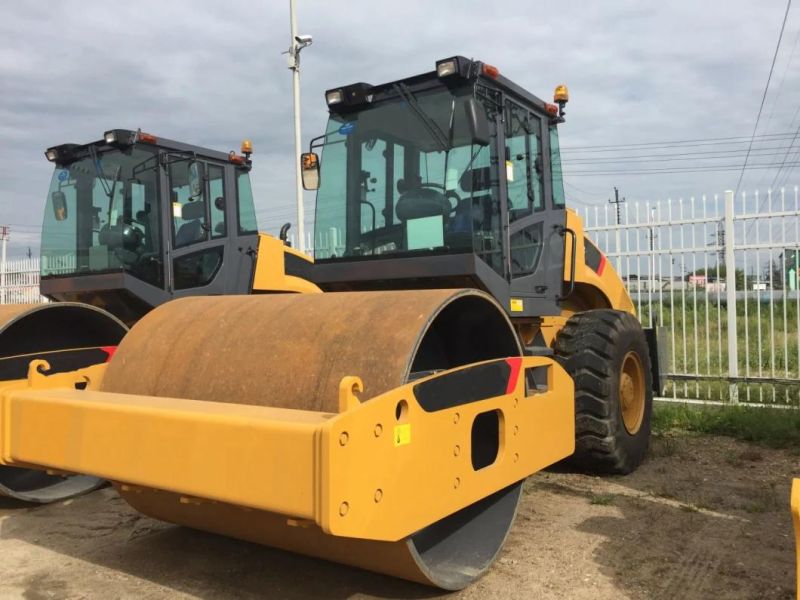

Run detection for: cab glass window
[[40, 147, 163, 288], [550, 125, 566, 207], [505, 103, 543, 221], [169, 160, 208, 248], [510, 222, 544, 278], [236, 171, 258, 234], [207, 164, 226, 238], [312, 88, 503, 276], [173, 246, 223, 290]]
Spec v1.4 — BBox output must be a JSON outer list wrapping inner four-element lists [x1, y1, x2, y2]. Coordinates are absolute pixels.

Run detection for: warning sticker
[[510, 298, 524, 312], [393, 424, 411, 447]]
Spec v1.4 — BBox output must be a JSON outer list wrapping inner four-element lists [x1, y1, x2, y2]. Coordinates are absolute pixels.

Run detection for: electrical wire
[[561, 132, 799, 152], [771, 105, 800, 189], [563, 147, 797, 164], [563, 180, 607, 196], [756, 25, 800, 188], [567, 161, 800, 176], [734, 0, 793, 197]]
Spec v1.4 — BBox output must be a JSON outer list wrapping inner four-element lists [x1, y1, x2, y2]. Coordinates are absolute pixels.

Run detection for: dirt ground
[[0, 432, 796, 600]]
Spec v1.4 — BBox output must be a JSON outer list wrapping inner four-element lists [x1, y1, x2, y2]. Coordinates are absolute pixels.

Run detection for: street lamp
[[287, 0, 312, 252]]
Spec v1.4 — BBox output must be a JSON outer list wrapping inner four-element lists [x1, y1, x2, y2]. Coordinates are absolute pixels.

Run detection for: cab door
[[166, 158, 231, 296], [504, 101, 566, 316]]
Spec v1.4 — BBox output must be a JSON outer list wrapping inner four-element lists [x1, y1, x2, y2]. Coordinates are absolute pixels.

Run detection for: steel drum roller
[[103, 290, 524, 589], [0, 303, 127, 502]]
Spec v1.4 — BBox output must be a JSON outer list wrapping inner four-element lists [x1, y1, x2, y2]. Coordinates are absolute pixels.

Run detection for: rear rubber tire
[[554, 309, 653, 474]]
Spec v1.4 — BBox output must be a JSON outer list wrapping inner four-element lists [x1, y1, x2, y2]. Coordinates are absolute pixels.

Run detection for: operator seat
[[443, 166, 496, 249], [395, 178, 450, 222], [176, 200, 206, 246]]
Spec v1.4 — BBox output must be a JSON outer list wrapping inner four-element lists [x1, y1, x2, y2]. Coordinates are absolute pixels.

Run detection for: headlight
[[436, 60, 457, 78], [326, 89, 344, 106], [104, 130, 117, 144], [45, 148, 58, 162]]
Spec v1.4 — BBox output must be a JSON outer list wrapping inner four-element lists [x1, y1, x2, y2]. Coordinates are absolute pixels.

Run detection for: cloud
[[0, 0, 797, 257]]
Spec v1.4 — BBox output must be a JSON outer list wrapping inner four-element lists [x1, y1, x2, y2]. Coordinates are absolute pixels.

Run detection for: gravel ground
[[0, 432, 796, 599]]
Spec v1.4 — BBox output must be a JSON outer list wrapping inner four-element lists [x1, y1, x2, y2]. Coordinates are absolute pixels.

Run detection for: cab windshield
[[313, 86, 502, 272], [41, 146, 163, 287]]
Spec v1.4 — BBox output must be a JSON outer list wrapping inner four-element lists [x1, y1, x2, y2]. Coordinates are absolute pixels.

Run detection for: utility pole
[[608, 186, 625, 225], [608, 186, 625, 262], [647, 207, 656, 300], [0, 226, 8, 305], [286, 0, 313, 253], [716, 221, 725, 264]]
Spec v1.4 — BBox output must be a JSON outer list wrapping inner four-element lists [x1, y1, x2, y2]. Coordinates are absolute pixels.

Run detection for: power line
[[734, 0, 793, 196], [563, 147, 797, 164], [566, 161, 800, 176], [561, 132, 799, 152], [561, 183, 595, 206], [777, 147, 800, 188], [771, 123, 800, 189], [563, 180, 607, 196], [756, 25, 800, 188], [775, 80, 800, 188], [761, 27, 800, 132], [771, 102, 800, 189]]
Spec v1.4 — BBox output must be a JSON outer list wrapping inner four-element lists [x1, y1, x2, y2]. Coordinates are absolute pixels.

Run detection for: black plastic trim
[[414, 360, 511, 412], [284, 252, 315, 280]]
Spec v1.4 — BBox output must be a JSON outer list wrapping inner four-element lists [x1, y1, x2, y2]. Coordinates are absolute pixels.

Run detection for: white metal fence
[[8, 187, 799, 406], [582, 187, 800, 406], [0, 258, 47, 304], [296, 187, 800, 405]]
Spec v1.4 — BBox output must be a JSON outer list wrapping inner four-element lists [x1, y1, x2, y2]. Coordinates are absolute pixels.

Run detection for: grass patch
[[652, 402, 800, 449], [589, 493, 615, 506], [636, 297, 800, 403]]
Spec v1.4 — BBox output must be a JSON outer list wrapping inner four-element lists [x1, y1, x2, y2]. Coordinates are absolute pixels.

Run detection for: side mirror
[[464, 98, 490, 146], [51, 191, 68, 221], [301, 152, 320, 190], [188, 160, 203, 198]]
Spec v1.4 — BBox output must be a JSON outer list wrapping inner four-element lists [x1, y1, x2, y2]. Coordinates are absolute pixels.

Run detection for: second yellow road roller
[[0, 56, 665, 588]]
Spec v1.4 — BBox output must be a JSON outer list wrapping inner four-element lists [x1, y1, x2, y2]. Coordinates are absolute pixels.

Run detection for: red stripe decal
[[596, 254, 607, 276], [100, 346, 118, 362], [505, 357, 522, 394]]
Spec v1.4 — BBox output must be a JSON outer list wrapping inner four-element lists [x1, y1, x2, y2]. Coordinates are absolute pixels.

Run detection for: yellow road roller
[[793, 479, 800, 599], [0, 56, 665, 588]]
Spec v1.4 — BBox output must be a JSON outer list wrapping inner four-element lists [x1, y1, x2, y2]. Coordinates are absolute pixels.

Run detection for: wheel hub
[[620, 351, 645, 435]]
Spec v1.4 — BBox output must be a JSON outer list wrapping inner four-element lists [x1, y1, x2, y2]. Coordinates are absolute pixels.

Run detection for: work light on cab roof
[[241, 139, 253, 159], [554, 84, 569, 118], [103, 129, 158, 147]]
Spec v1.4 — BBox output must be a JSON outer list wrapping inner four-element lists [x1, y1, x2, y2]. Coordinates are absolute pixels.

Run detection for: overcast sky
[[1, 0, 798, 257]]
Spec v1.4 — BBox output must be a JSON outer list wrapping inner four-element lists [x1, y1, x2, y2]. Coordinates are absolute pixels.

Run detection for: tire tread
[[554, 309, 653, 474]]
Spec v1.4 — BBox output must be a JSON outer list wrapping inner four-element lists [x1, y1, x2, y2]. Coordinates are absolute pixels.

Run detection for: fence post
[[724, 190, 738, 403], [0, 226, 7, 305]]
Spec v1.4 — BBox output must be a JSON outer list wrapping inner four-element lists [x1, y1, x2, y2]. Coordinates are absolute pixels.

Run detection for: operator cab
[[302, 56, 570, 317], [41, 130, 260, 323]]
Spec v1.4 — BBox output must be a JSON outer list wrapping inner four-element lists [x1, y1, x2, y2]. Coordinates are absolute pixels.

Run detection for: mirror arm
[[279, 222, 292, 246]]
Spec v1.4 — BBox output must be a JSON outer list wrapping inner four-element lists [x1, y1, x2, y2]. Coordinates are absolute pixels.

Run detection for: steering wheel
[[417, 182, 462, 213]]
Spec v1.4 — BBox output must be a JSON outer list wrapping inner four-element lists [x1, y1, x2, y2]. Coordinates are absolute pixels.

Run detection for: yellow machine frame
[[517, 210, 635, 350], [252, 234, 321, 294], [0, 356, 573, 542], [793, 479, 800, 599]]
